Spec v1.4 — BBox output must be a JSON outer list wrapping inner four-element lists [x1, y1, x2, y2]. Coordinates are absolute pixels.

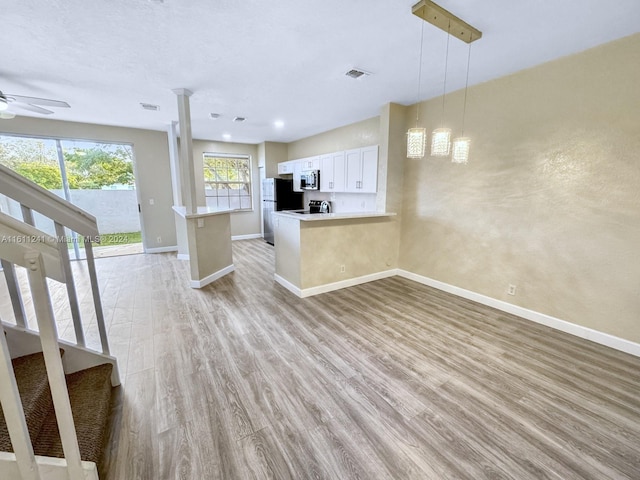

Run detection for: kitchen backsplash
[[303, 191, 377, 213]]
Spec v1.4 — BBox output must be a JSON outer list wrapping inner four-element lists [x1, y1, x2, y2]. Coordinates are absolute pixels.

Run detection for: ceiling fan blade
[[12, 103, 54, 115], [6, 94, 70, 108]]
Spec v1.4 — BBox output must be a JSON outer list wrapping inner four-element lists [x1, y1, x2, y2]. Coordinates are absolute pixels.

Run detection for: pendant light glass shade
[[431, 128, 451, 156], [452, 137, 470, 164], [407, 128, 427, 158]]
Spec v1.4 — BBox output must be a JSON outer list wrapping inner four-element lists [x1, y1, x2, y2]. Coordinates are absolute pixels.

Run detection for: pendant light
[[452, 36, 473, 164], [407, 21, 427, 159], [411, 1, 482, 161], [431, 20, 452, 157]]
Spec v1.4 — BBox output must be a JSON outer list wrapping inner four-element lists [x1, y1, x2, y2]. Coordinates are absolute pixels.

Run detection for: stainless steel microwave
[[300, 170, 320, 190]]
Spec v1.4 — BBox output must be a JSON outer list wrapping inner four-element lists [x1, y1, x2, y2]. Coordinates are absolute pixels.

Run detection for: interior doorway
[[0, 134, 143, 259]]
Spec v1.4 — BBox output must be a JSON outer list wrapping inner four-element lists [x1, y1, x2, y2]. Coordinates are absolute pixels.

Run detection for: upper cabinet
[[300, 156, 320, 171], [277, 161, 294, 175], [320, 151, 345, 192], [279, 145, 377, 194], [345, 145, 378, 193], [292, 161, 303, 192]]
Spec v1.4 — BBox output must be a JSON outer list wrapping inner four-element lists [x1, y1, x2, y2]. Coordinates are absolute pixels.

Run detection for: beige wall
[[0, 117, 176, 250], [189, 213, 233, 282], [287, 116, 380, 159], [192, 139, 260, 237], [259, 141, 288, 179], [400, 33, 640, 343], [300, 217, 397, 289]]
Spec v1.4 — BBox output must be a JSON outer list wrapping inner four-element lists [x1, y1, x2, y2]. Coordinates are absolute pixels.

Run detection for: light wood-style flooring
[[2, 239, 640, 479]]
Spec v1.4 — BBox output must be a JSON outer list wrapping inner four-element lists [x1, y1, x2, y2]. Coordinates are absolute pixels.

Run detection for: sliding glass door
[[0, 134, 142, 259]]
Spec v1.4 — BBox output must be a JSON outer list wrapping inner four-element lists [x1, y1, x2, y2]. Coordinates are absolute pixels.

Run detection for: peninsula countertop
[[272, 210, 396, 222]]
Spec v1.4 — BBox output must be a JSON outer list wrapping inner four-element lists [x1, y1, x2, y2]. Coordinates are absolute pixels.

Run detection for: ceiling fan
[[0, 90, 70, 119]]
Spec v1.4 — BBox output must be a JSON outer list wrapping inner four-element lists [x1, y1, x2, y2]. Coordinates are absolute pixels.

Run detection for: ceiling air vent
[[345, 69, 370, 79], [233, 116, 246, 122], [140, 103, 159, 111]]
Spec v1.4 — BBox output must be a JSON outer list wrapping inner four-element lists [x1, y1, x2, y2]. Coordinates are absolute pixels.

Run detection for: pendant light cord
[[416, 21, 425, 127], [440, 20, 451, 128], [461, 39, 472, 137]]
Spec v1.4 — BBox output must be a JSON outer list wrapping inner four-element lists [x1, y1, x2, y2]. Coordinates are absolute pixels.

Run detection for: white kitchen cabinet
[[300, 156, 320, 171], [277, 161, 294, 175], [345, 145, 378, 193], [292, 161, 303, 192], [320, 152, 346, 192]]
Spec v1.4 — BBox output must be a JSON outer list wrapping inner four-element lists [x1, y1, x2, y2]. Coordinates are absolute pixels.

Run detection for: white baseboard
[[190, 264, 235, 289], [145, 245, 178, 254], [275, 270, 397, 299], [397, 269, 640, 358], [176, 253, 190, 261], [232, 233, 263, 241], [274, 274, 302, 297], [302, 270, 397, 298]]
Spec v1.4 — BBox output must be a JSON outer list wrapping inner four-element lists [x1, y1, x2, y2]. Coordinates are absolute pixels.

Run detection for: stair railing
[[0, 212, 96, 479], [0, 163, 110, 356]]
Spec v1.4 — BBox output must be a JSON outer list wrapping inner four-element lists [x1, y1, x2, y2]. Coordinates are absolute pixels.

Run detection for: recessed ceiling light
[[210, 113, 221, 119], [222, 133, 231, 141], [233, 116, 246, 122], [140, 103, 159, 111], [345, 68, 371, 79], [274, 120, 285, 128]]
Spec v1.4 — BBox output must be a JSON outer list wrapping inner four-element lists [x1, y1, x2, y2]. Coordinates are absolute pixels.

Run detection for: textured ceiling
[[2, 0, 639, 143]]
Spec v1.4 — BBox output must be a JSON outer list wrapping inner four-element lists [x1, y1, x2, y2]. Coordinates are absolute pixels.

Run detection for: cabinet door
[[320, 152, 346, 192], [331, 151, 346, 192], [278, 161, 295, 175], [359, 145, 378, 193], [345, 149, 362, 192], [292, 161, 303, 192], [320, 154, 333, 191]]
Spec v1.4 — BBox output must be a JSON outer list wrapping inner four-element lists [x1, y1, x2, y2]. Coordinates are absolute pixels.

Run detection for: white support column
[[167, 121, 183, 207], [24, 252, 85, 480], [0, 323, 41, 480], [172, 88, 198, 215]]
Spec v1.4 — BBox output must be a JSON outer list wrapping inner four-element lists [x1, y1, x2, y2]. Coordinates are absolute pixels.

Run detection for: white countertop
[[272, 210, 396, 222], [172, 205, 234, 219]]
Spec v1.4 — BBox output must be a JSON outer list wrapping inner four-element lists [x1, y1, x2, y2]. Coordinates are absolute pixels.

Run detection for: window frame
[[202, 152, 253, 212]]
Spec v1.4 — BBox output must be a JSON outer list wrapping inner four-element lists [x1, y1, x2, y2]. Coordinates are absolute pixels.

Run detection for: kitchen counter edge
[[272, 211, 397, 222]]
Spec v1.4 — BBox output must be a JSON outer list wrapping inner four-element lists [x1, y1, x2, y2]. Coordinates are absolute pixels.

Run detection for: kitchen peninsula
[[272, 211, 397, 297]]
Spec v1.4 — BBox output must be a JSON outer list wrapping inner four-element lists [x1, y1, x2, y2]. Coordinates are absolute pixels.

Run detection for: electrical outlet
[[156, 236, 162, 244], [197, 218, 204, 228], [149, 198, 155, 205], [508, 284, 517, 296], [340, 265, 346, 273]]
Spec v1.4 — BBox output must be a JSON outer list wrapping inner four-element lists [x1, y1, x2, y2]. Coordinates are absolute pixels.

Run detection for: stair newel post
[[0, 321, 42, 480], [83, 237, 111, 356], [54, 221, 85, 348], [23, 251, 85, 480]]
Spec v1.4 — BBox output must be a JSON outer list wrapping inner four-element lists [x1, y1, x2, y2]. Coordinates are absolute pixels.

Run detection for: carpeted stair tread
[[33, 363, 113, 464], [0, 352, 56, 452]]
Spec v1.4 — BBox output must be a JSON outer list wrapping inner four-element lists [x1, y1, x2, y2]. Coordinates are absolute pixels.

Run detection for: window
[[203, 153, 252, 210]]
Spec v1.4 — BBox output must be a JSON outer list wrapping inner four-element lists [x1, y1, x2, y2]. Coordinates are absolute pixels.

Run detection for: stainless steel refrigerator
[[262, 178, 304, 245]]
